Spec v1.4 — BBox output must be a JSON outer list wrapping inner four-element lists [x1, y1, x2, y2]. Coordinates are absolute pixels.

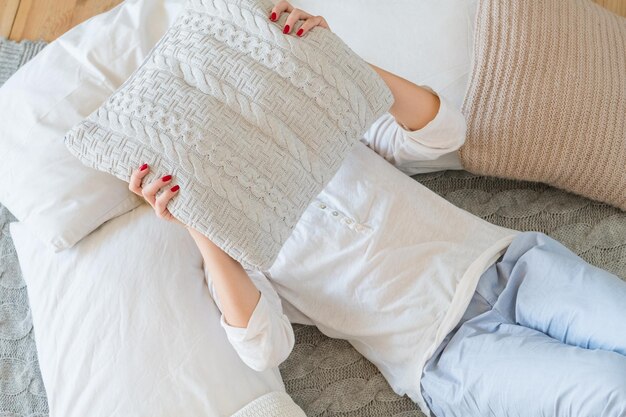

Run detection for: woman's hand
[[128, 164, 261, 330], [268, 0, 331, 37], [128, 163, 184, 227]]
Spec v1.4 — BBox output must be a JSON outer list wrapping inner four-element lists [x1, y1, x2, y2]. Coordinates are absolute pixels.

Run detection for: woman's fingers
[[154, 184, 180, 221], [269, 0, 293, 22], [312, 15, 330, 30], [129, 163, 150, 196], [129, 163, 182, 225], [283, 8, 312, 34], [268, 1, 331, 36], [141, 174, 173, 207], [295, 15, 330, 36]]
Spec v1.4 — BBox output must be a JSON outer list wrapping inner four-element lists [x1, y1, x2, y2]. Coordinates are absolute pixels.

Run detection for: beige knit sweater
[[460, 0, 626, 211]]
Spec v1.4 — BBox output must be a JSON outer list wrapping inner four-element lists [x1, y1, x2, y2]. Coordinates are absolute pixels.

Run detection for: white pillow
[[287, 0, 478, 110], [9, 204, 289, 417], [0, 0, 186, 252]]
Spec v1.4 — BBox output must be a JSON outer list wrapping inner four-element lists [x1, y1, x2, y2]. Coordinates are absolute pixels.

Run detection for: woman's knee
[[421, 317, 626, 417]]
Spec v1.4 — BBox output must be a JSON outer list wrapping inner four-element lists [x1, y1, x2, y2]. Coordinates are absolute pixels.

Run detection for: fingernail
[[162, 175, 172, 182], [283, 24, 290, 34], [297, 28, 303, 36], [270, 12, 276, 21], [170, 185, 180, 192], [140, 163, 148, 171]]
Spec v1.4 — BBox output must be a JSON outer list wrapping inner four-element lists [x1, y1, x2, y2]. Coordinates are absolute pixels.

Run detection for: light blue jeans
[[420, 231, 626, 417]]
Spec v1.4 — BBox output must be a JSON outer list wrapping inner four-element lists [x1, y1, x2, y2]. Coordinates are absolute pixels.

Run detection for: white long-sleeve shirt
[[205, 266, 295, 372], [205, 91, 521, 416]]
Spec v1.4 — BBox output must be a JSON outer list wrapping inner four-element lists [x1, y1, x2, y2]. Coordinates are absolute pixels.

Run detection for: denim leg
[[494, 231, 626, 355], [421, 311, 626, 417], [421, 231, 626, 417]]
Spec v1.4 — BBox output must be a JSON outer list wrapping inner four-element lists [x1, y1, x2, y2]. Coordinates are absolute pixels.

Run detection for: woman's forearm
[[187, 226, 261, 328], [368, 62, 440, 132]]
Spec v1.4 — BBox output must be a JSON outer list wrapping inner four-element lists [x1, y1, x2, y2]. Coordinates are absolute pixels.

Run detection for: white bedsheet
[[10, 204, 291, 417]]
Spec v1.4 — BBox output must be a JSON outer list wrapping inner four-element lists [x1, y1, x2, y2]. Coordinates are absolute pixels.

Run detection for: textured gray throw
[[2, 36, 625, 417], [64, 0, 394, 270], [0, 38, 46, 86], [0, 38, 49, 417]]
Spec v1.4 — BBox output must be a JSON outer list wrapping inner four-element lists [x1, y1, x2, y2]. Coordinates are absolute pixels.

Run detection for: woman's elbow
[[240, 329, 295, 372], [242, 356, 275, 372], [242, 343, 294, 372]]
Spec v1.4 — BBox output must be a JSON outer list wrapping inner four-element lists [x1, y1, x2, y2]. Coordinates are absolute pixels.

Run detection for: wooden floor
[[1, 0, 626, 41], [1, 0, 123, 41]]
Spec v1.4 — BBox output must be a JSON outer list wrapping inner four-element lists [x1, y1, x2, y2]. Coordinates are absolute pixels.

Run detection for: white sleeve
[[360, 86, 467, 176], [204, 267, 295, 372]]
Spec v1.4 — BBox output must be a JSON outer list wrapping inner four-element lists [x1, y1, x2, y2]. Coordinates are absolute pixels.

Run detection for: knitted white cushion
[[64, 0, 393, 269]]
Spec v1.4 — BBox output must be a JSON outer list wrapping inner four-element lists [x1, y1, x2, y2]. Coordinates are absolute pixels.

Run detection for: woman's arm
[[368, 62, 441, 132], [127, 163, 265, 330], [188, 228, 295, 370], [186, 226, 260, 328], [128, 164, 295, 371], [270, 0, 464, 174], [270, 1, 440, 133], [361, 64, 467, 175]]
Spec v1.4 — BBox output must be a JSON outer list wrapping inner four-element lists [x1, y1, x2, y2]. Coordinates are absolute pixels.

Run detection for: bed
[[1, 1, 625, 415]]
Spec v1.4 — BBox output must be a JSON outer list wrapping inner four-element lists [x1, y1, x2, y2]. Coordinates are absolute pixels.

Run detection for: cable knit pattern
[[460, 0, 626, 211], [0, 205, 49, 416], [64, 0, 394, 270]]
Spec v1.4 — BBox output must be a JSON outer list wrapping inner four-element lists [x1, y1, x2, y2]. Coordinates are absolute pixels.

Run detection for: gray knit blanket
[[1, 37, 624, 417], [0, 38, 49, 417]]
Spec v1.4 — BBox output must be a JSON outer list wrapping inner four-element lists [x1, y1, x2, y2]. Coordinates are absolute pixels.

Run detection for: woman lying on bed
[[128, 2, 626, 416]]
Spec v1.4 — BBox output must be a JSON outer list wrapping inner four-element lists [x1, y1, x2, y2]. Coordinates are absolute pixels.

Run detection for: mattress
[[1, 37, 624, 417]]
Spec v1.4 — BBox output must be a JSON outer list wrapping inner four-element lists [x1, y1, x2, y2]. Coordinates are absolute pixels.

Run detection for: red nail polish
[[283, 24, 290, 34], [270, 12, 276, 21], [162, 175, 172, 182], [170, 185, 180, 192], [140, 163, 148, 171], [297, 28, 303, 36]]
